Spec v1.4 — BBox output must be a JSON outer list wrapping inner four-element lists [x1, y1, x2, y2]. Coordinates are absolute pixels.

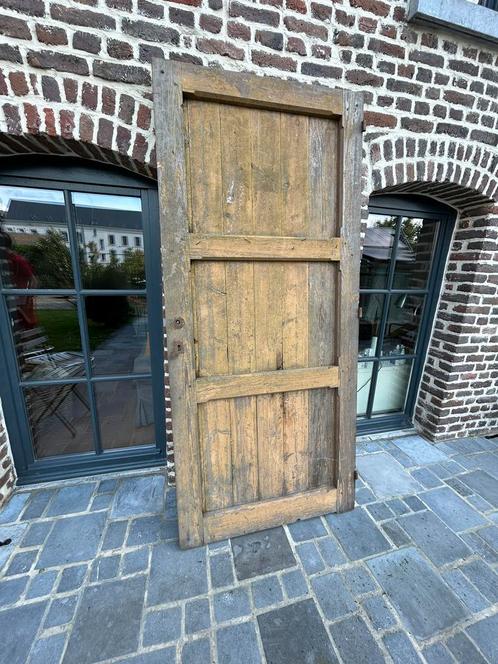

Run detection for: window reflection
[[360, 214, 397, 289], [357, 362, 374, 416], [72, 192, 145, 290], [0, 186, 73, 289], [359, 293, 385, 356], [7, 295, 84, 381], [393, 218, 437, 290], [382, 294, 424, 356], [84, 295, 150, 376], [372, 360, 413, 416]]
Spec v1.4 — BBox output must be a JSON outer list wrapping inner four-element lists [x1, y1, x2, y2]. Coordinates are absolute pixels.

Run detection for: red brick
[[350, 0, 390, 17], [251, 49, 297, 71], [197, 37, 245, 60], [364, 110, 397, 128], [227, 21, 250, 40], [286, 36, 306, 55]]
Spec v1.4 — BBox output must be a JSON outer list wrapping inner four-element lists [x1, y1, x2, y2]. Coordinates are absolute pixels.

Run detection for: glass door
[[0, 162, 165, 482], [357, 195, 455, 434]]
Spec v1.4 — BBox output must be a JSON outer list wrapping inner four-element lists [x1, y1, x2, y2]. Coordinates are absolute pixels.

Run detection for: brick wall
[[0, 0, 497, 497]]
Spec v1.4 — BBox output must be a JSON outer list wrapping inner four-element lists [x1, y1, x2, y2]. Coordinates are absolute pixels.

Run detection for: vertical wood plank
[[221, 104, 259, 506], [187, 100, 233, 512], [336, 90, 363, 512], [280, 113, 309, 495], [307, 117, 339, 489], [152, 61, 203, 548], [252, 109, 285, 501]]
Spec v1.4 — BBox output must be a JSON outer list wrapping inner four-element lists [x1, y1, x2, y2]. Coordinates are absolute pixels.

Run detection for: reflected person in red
[[0, 224, 38, 329]]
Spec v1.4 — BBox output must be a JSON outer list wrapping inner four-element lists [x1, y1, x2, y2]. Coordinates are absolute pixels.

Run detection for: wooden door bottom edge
[[202, 487, 337, 544]]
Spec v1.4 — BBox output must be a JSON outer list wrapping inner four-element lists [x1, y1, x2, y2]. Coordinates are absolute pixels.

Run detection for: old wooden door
[[153, 61, 363, 548]]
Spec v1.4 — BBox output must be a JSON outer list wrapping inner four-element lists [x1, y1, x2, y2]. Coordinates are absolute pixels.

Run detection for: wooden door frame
[[153, 60, 363, 548]]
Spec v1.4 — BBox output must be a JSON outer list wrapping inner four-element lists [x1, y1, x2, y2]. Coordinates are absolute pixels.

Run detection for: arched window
[[0, 158, 165, 482], [357, 194, 456, 434]]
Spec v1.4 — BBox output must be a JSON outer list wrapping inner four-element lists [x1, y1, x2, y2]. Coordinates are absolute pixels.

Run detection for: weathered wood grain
[[189, 235, 341, 261]]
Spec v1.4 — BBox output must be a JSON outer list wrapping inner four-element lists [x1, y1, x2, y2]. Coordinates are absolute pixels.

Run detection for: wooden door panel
[[153, 61, 363, 548]]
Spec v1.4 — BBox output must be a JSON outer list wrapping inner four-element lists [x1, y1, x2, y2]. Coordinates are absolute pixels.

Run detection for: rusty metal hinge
[[354, 469, 359, 481]]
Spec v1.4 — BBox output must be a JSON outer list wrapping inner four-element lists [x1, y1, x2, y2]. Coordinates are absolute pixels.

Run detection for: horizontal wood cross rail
[[196, 366, 339, 403], [188, 235, 341, 262], [204, 487, 338, 542]]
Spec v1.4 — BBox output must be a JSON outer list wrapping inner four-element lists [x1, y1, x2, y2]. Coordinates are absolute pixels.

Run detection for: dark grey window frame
[[357, 194, 456, 436], [0, 157, 166, 484]]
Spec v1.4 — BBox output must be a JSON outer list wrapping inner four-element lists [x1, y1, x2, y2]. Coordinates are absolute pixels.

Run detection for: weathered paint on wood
[[153, 60, 363, 547]]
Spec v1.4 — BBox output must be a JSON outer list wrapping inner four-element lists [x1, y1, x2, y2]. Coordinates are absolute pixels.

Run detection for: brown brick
[[2, 0, 45, 16], [368, 37, 404, 58], [312, 44, 331, 60], [286, 36, 306, 55], [311, 2, 332, 21], [443, 90, 474, 108], [138, 0, 163, 18], [3, 103, 22, 134], [199, 14, 223, 33], [256, 29, 283, 50], [197, 37, 244, 60], [285, 16, 327, 39], [0, 44, 22, 63], [79, 113, 94, 142], [41, 75, 60, 101], [436, 123, 469, 139], [364, 111, 396, 128], [401, 118, 434, 132], [252, 49, 297, 71], [286, 0, 306, 12], [93, 60, 151, 85], [449, 59, 479, 76], [50, 3, 115, 29], [409, 49, 445, 68], [350, 0, 390, 17], [138, 44, 163, 63], [358, 16, 377, 32], [97, 118, 113, 149], [334, 31, 364, 48], [123, 18, 179, 44], [301, 62, 342, 79], [36, 24, 68, 45], [387, 79, 422, 95], [227, 21, 250, 40], [470, 129, 497, 147], [119, 94, 135, 124], [60, 109, 75, 139], [102, 86, 116, 115], [107, 39, 133, 60], [82, 82, 98, 110], [73, 30, 101, 54], [27, 49, 89, 75], [63, 78, 78, 103], [230, 1, 280, 26], [170, 7, 195, 26], [0, 13, 32, 39], [346, 70, 383, 86], [137, 104, 151, 130], [116, 125, 132, 153]]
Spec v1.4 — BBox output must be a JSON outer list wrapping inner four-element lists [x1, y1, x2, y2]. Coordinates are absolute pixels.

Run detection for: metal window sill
[[407, 0, 498, 45]]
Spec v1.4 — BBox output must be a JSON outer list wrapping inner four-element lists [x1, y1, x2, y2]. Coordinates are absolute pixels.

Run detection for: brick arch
[[0, 100, 156, 179], [364, 133, 498, 441], [366, 133, 498, 209]]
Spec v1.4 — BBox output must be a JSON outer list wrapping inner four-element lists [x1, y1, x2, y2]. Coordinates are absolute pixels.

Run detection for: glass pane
[[0, 185, 73, 288], [358, 293, 385, 357], [7, 295, 85, 381], [72, 192, 145, 290], [95, 379, 154, 450], [392, 218, 438, 290], [357, 361, 374, 416], [382, 294, 425, 356], [84, 295, 150, 376], [25, 383, 94, 458], [360, 214, 397, 289], [372, 359, 413, 416]]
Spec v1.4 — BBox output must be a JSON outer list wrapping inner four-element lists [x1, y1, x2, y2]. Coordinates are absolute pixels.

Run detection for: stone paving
[[0, 435, 498, 663]]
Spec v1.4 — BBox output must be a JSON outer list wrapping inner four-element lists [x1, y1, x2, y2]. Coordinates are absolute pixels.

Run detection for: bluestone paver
[[57, 564, 87, 593], [44, 594, 78, 627], [381, 520, 411, 547], [459, 558, 498, 603], [26, 569, 58, 599], [64, 576, 147, 663], [0, 601, 47, 664], [213, 587, 251, 623], [21, 490, 54, 520], [362, 594, 397, 630], [281, 569, 308, 599], [357, 452, 422, 499], [29, 634, 66, 664], [325, 508, 391, 560], [446, 632, 488, 664], [422, 643, 455, 664], [142, 607, 181, 646], [311, 571, 356, 620], [210, 551, 235, 589], [287, 516, 327, 541], [367, 547, 468, 640], [21, 521, 52, 547], [466, 613, 498, 664], [258, 599, 338, 664], [148, 541, 207, 605], [185, 597, 210, 634], [342, 564, 378, 596], [217, 622, 262, 664], [317, 536, 347, 567], [5, 549, 37, 575], [0, 493, 30, 524], [442, 568, 490, 612], [231, 527, 295, 581], [111, 475, 165, 518], [181, 638, 211, 664], [392, 436, 448, 464], [251, 575, 283, 608], [420, 486, 487, 532], [397, 510, 471, 566], [296, 541, 325, 574], [37, 513, 106, 568], [0, 523, 27, 571], [46, 483, 96, 516], [383, 631, 422, 664], [458, 470, 498, 508], [0, 575, 28, 606], [122, 548, 149, 575], [329, 614, 385, 664]]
